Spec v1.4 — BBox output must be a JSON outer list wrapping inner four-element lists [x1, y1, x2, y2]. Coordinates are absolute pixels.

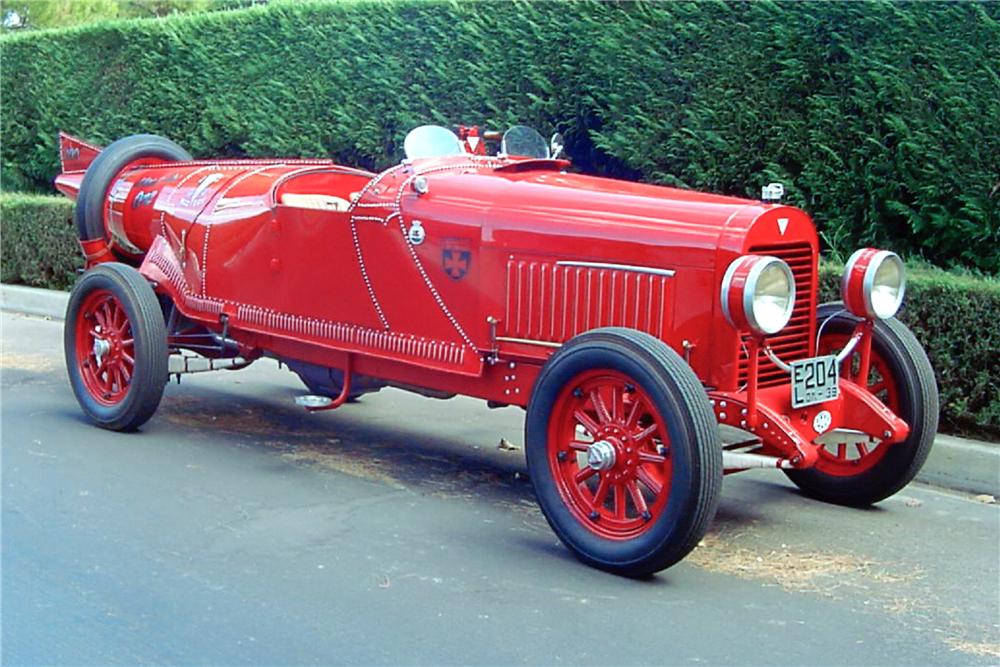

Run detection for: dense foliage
[[2, 195, 996, 436], [0, 194, 81, 289], [1, 1, 997, 271]]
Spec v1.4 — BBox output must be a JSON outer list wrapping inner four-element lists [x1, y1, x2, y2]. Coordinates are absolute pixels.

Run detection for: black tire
[[64, 263, 169, 431], [785, 303, 939, 506], [525, 327, 723, 577], [75, 134, 191, 243]]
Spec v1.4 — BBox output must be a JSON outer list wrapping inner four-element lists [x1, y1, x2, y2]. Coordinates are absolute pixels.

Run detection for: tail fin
[[58, 132, 102, 172], [54, 132, 103, 200]]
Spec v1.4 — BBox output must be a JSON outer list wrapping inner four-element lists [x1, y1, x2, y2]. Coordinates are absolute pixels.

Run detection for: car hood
[[407, 161, 817, 270]]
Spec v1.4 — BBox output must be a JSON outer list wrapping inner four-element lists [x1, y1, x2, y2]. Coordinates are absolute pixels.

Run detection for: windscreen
[[403, 125, 464, 160], [501, 125, 549, 159]]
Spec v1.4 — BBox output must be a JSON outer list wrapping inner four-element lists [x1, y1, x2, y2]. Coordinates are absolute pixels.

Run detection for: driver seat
[[280, 193, 352, 211]]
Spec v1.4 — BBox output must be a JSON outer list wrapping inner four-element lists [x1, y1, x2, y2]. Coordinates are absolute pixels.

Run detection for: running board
[[722, 451, 794, 470], [168, 355, 250, 374]]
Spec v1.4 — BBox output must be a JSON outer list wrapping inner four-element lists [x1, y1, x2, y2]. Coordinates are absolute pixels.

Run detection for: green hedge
[[0, 194, 81, 290], [1, 1, 998, 271], [2, 195, 996, 437]]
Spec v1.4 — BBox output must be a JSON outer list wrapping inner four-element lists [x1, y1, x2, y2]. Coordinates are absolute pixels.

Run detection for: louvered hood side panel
[[502, 258, 674, 343]]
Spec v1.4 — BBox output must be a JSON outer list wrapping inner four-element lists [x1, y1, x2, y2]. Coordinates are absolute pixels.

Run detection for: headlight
[[721, 255, 796, 335], [842, 248, 906, 319]]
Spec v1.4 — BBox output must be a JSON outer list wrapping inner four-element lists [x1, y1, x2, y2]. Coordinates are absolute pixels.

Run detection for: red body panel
[[57, 138, 909, 467], [115, 154, 814, 389]]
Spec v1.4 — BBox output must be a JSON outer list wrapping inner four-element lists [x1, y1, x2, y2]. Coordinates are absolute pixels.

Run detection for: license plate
[[790, 355, 840, 409]]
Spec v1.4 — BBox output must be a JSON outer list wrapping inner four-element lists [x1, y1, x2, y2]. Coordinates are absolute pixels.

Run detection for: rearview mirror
[[550, 133, 565, 159]]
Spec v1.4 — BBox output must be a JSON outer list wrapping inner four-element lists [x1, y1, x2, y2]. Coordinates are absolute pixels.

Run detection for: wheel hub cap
[[93, 337, 111, 363], [586, 440, 617, 471]]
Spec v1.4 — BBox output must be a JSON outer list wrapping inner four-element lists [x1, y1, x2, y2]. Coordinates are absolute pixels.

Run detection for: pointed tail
[[54, 132, 104, 200]]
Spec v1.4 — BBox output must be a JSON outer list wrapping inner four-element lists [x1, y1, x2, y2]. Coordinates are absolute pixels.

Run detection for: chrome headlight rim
[[721, 255, 797, 336], [842, 248, 906, 320]]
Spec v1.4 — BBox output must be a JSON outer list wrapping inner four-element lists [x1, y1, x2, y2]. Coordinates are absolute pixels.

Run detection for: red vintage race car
[[54, 125, 937, 576]]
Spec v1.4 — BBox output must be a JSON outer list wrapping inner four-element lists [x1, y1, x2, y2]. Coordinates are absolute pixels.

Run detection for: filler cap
[[761, 182, 784, 203]]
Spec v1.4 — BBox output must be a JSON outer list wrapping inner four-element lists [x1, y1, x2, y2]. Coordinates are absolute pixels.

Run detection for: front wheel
[[64, 263, 168, 431], [526, 328, 722, 577], [785, 303, 939, 506]]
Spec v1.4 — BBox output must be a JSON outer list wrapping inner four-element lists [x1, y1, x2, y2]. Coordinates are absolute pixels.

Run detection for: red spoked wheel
[[785, 303, 938, 506], [811, 332, 902, 476], [526, 328, 722, 577], [65, 263, 168, 431], [548, 370, 672, 540], [74, 289, 135, 406]]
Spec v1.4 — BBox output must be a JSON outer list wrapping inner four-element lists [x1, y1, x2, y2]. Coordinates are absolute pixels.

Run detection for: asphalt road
[[2, 310, 998, 666]]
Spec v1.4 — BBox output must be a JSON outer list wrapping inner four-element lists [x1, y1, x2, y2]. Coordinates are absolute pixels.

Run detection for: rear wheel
[[65, 263, 168, 431], [785, 303, 938, 506], [526, 328, 722, 576]]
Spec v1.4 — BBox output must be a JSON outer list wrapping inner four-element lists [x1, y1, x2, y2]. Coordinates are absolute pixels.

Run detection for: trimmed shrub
[[820, 262, 1000, 438], [1, 1, 998, 271], [0, 194, 82, 290]]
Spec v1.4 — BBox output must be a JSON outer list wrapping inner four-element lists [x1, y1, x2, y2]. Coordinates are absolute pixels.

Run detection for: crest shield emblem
[[442, 241, 472, 280]]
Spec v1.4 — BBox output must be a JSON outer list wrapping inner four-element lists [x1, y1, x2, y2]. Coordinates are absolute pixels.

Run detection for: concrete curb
[[1, 283, 69, 320], [3, 283, 998, 497], [919, 435, 999, 497]]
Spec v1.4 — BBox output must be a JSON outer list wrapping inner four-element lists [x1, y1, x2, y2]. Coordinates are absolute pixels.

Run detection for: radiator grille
[[503, 259, 673, 342], [738, 243, 816, 387]]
